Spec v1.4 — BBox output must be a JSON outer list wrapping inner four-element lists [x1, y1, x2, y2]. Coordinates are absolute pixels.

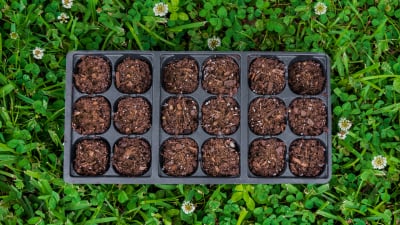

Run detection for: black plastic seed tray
[[64, 51, 331, 184]]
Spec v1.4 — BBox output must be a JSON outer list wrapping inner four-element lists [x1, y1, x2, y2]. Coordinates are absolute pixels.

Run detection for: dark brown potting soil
[[289, 139, 325, 177], [249, 138, 286, 177], [248, 97, 286, 135], [288, 98, 327, 136], [161, 97, 198, 135], [74, 138, 109, 176], [288, 60, 325, 95], [201, 96, 240, 135], [201, 138, 239, 177], [112, 137, 151, 176], [72, 96, 110, 135], [162, 57, 199, 94], [114, 97, 151, 134], [74, 56, 111, 94], [248, 57, 285, 95], [115, 58, 151, 94], [161, 138, 198, 176], [202, 56, 239, 95]]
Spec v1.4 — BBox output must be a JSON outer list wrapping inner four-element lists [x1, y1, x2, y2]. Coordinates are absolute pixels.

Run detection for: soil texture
[[201, 96, 240, 135], [202, 56, 239, 95], [112, 137, 151, 176], [288, 98, 327, 136], [163, 57, 199, 94], [72, 96, 110, 135], [202, 138, 239, 177], [114, 97, 151, 134], [161, 97, 198, 135], [74, 138, 109, 176], [249, 138, 286, 177], [74, 56, 111, 94], [249, 57, 285, 94], [288, 60, 325, 95], [115, 58, 151, 94], [248, 97, 286, 135], [161, 138, 198, 176], [289, 139, 325, 176]]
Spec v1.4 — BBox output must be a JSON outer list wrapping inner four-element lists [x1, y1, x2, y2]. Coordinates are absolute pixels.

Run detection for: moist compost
[[249, 57, 285, 95], [112, 137, 151, 176], [74, 138, 109, 176], [202, 138, 239, 177], [288, 60, 325, 95], [115, 58, 151, 93], [288, 98, 327, 136], [161, 97, 198, 135], [249, 138, 286, 177], [248, 97, 286, 135], [161, 138, 198, 176], [73, 56, 111, 94], [201, 96, 240, 135], [162, 57, 199, 94], [202, 56, 239, 95], [289, 139, 325, 177], [114, 97, 151, 134], [72, 96, 110, 135]]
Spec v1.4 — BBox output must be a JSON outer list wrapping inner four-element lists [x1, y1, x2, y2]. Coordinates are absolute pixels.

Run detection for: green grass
[[0, 0, 399, 224]]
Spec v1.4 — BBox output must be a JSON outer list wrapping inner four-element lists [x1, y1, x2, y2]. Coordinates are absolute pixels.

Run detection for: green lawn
[[0, 0, 399, 224]]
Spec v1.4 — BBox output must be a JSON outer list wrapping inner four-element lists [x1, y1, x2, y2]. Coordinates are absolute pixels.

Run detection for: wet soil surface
[[115, 58, 151, 94], [248, 97, 286, 135], [163, 57, 199, 94], [249, 138, 286, 177], [112, 137, 151, 176], [114, 97, 151, 134], [161, 97, 198, 135], [202, 56, 239, 95], [289, 139, 325, 177], [249, 57, 285, 95], [74, 138, 109, 176], [72, 96, 110, 135], [161, 138, 198, 176], [74, 56, 111, 94], [288, 60, 325, 95]]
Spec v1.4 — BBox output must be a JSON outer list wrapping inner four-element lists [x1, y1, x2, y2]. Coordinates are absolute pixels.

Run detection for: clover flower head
[[314, 2, 327, 15], [207, 36, 221, 50], [57, 12, 70, 23], [337, 130, 348, 140], [32, 47, 44, 60], [372, 155, 387, 170], [181, 201, 195, 214], [153, 2, 168, 17], [338, 117, 352, 131], [10, 32, 19, 40], [62, 0, 73, 9]]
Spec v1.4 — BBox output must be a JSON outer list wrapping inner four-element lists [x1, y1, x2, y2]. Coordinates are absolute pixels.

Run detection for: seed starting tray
[[64, 51, 331, 184]]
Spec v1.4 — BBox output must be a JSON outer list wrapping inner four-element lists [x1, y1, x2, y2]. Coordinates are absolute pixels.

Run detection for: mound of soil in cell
[[202, 138, 240, 177], [202, 56, 239, 95], [163, 57, 199, 94], [249, 138, 286, 177], [74, 56, 111, 94], [161, 97, 198, 135], [288, 60, 325, 95], [289, 139, 325, 177], [72, 96, 110, 135], [201, 96, 240, 135], [161, 138, 198, 176], [288, 98, 327, 136], [115, 58, 151, 94], [249, 57, 285, 95], [74, 138, 109, 176], [112, 137, 151, 176], [114, 97, 151, 134], [248, 97, 286, 135]]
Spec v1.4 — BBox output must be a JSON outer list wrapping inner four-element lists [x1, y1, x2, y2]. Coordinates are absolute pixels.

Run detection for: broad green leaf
[[393, 78, 400, 93], [118, 191, 129, 203], [0, 84, 15, 98], [178, 12, 189, 21], [243, 191, 255, 210]]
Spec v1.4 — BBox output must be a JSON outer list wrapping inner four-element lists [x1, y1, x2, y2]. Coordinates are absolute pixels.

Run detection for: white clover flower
[[207, 36, 221, 50], [32, 47, 44, 60], [181, 201, 195, 214], [337, 130, 348, 140], [153, 2, 168, 17], [338, 117, 352, 131], [62, 0, 73, 9], [372, 155, 387, 170], [57, 12, 70, 23], [314, 2, 327, 15], [10, 32, 19, 40]]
